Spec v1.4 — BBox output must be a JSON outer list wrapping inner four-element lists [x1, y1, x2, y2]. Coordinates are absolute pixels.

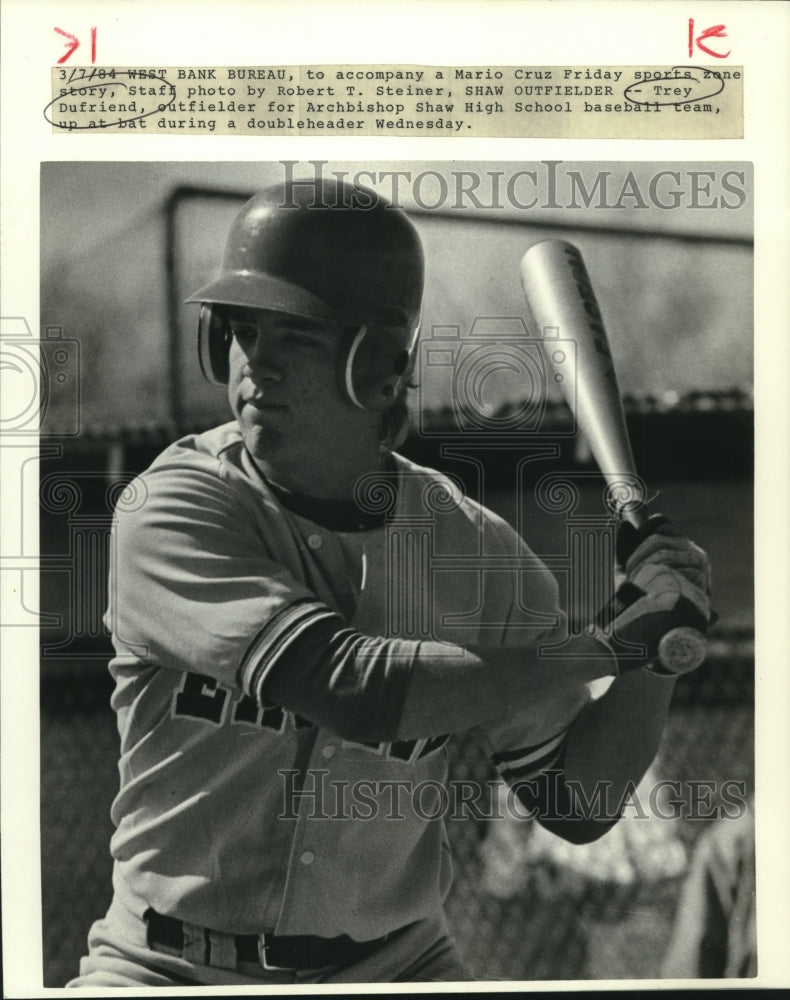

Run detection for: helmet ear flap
[[340, 325, 414, 412], [198, 305, 232, 385]]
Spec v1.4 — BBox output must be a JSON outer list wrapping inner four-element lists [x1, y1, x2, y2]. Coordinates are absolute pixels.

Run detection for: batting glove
[[595, 515, 714, 674], [616, 514, 712, 595]]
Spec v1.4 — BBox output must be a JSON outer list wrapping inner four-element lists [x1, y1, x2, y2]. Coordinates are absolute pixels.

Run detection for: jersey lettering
[[173, 671, 305, 734], [171, 672, 446, 755], [232, 692, 260, 724], [419, 733, 451, 757], [231, 693, 289, 734], [391, 738, 425, 762], [346, 733, 451, 762], [342, 737, 387, 756], [261, 704, 288, 733], [173, 672, 229, 725]]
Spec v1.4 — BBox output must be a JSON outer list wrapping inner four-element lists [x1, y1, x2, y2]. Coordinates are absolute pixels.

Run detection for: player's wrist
[[558, 627, 619, 679], [579, 624, 682, 681]]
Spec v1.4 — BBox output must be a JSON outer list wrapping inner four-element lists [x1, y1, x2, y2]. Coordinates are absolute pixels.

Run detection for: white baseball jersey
[[104, 422, 589, 941]]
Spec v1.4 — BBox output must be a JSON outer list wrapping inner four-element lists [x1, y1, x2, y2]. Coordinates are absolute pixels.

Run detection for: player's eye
[[283, 327, 325, 349], [230, 323, 257, 346]]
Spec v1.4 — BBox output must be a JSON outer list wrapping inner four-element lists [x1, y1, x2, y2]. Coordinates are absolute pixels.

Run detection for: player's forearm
[[396, 636, 615, 740], [550, 667, 676, 821]]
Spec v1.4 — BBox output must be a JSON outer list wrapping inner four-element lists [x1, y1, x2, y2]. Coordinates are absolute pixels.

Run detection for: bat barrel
[[519, 239, 708, 677], [519, 240, 647, 516]]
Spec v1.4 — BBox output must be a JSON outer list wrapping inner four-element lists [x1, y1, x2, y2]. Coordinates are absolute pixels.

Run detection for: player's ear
[[339, 325, 414, 412]]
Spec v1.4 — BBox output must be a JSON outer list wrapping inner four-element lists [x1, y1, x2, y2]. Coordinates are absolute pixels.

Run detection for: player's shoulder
[[119, 422, 268, 516], [390, 451, 518, 542], [148, 421, 243, 473]]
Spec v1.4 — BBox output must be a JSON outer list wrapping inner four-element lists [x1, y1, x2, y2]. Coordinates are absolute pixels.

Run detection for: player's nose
[[243, 330, 285, 382]]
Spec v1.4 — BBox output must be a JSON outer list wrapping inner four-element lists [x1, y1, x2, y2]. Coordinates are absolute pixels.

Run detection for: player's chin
[[237, 417, 287, 458]]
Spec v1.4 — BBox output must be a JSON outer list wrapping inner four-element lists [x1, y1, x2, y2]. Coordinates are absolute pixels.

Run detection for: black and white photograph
[[35, 158, 753, 985]]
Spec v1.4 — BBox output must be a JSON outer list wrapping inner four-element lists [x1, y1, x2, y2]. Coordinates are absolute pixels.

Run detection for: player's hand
[[596, 515, 714, 673], [616, 514, 712, 597], [605, 563, 711, 672]]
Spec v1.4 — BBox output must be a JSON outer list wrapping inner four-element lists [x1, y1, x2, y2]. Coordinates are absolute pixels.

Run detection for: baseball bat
[[519, 239, 707, 675]]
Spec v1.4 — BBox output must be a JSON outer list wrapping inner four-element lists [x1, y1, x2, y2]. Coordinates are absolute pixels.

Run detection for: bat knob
[[657, 627, 708, 674]]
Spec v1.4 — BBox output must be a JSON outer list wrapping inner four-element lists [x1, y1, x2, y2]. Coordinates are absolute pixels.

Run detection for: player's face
[[226, 307, 381, 497]]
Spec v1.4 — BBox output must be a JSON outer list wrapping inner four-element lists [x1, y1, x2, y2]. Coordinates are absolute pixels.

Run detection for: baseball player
[[69, 177, 712, 986]]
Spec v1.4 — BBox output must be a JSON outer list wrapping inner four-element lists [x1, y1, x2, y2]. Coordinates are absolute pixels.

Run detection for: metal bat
[[519, 238, 707, 675]]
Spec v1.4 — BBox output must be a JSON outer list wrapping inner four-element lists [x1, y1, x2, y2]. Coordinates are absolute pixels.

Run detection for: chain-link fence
[[41, 652, 753, 986], [443, 654, 754, 981]]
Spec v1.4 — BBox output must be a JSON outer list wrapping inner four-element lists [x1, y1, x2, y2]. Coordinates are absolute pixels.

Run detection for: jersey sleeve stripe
[[239, 600, 342, 699], [498, 753, 563, 782], [490, 728, 568, 767], [491, 730, 569, 781]]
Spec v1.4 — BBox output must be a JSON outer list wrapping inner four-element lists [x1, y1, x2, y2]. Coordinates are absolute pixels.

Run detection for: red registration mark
[[688, 18, 731, 59], [54, 26, 97, 64]]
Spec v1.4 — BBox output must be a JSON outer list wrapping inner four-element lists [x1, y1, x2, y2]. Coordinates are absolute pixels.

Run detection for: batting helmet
[[186, 178, 425, 412]]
